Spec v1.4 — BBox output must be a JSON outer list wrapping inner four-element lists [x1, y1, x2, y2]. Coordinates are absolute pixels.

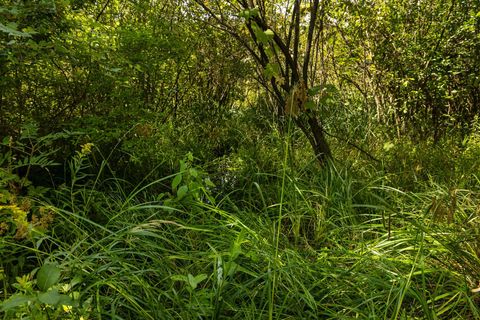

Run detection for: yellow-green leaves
[[239, 7, 259, 20], [383, 142, 395, 151], [264, 62, 281, 80], [251, 22, 274, 44], [264, 29, 274, 39]]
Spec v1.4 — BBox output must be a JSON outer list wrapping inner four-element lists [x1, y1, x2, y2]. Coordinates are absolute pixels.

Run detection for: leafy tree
[[332, 0, 480, 140], [192, 0, 333, 164]]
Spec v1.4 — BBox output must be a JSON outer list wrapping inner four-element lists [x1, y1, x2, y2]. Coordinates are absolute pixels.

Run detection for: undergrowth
[[1, 124, 480, 319]]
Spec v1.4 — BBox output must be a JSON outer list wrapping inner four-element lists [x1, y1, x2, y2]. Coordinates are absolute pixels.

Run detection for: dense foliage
[[1, 0, 479, 319]]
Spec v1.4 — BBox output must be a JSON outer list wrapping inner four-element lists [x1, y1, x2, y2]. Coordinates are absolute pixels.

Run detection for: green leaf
[[230, 242, 242, 260], [177, 185, 188, 200], [225, 261, 239, 277], [204, 178, 215, 188], [27, 185, 49, 197], [383, 142, 395, 151], [38, 289, 61, 305], [249, 7, 259, 17], [239, 9, 249, 19], [230, 230, 246, 260], [305, 100, 316, 110], [239, 7, 259, 20], [37, 264, 61, 292], [264, 29, 274, 39], [69, 276, 83, 289], [172, 174, 182, 191], [179, 160, 187, 172], [251, 23, 270, 44], [58, 293, 74, 306], [0, 23, 33, 37], [264, 63, 281, 80], [308, 85, 322, 96], [1, 294, 33, 311], [187, 273, 207, 290], [189, 168, 198, 178], [171, 275, 188, 282]]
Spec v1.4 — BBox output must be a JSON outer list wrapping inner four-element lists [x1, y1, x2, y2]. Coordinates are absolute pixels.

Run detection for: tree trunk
[[296, 114, 332, 165], [307, 116, 332, 164]]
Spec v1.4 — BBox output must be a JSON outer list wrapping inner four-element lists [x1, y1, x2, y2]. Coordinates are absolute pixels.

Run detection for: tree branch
[[96, 0, 111, 22], [323, 130, 380, 162], [303, 0, 320, 85]]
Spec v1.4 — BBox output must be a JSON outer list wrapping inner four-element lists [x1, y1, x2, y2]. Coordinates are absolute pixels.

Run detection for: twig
[[323, 130, 381, 162]]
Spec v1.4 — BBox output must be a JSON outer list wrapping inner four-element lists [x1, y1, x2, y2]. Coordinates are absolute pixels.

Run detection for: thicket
[[1, 0, 480, 319]]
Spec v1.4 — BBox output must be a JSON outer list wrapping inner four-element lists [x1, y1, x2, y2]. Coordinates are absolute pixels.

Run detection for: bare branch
[[303, 0, 320, 85], [292, 0, 300, 85]]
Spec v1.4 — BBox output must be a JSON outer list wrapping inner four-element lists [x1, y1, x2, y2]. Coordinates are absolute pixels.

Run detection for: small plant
[[0, 123, 74, 240], [166, 152, 216, 206], [1, 263, 89, 319], [0, 124, 87, 317]]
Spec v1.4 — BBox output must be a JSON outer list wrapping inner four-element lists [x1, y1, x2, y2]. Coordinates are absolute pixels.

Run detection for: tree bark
[[296, 114, 332, 165]]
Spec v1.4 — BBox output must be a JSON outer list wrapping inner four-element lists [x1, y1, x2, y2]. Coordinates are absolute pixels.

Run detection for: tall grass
[[2, 133, 480, 319]]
